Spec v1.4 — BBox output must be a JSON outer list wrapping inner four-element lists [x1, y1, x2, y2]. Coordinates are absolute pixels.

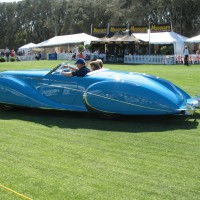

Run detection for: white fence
[[17, 55, 36, 61], [48, 52, 106, 61], [124, 55, 166, 64], [16, 53, 200, 64], [124, 54, 200, 65], [176, 54, 200, 64], [57, 53, 70, 60]]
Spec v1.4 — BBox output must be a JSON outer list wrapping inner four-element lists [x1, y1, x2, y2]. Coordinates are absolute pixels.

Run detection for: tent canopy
[[99, 31, 142, 43], [132, 31, 188, 54], [18, 43, 36, 50], [100, 34, 142, 43], [35, 33, 101, 48], [132, 31, 188, 44], [186, 34, 200, 43]]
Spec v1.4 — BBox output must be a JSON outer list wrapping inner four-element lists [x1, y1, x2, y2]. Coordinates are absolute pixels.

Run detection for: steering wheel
[[61, 64, 71, 72], [54, 62, 71, 74]]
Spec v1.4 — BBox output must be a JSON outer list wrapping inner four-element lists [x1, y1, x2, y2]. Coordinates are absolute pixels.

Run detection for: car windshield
[[50, 61, 78, 74]]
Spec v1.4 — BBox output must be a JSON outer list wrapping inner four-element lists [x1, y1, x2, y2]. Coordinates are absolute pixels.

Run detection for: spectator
[[1, 50, 5, 56], [183, 46, 190, 66], [35, 52, 42, 60], [73, 46, 79, 59], [84, 49, 91, 60], [5, 48, 10, 62], [98, 51, 104, 60], [78, 52, 84, 59], [124, 47, 129, 55], [10, 49, 15, 57], [106, 49, 109, 61]]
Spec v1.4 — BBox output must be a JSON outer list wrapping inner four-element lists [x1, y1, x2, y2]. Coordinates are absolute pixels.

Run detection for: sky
[[0, 0, 22, 2]]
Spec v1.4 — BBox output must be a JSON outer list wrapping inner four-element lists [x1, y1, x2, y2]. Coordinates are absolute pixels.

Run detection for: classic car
[[0, 61, 199, 118]]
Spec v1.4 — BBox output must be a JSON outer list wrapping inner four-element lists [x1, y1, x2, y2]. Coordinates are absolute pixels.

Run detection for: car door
[[37, 72, 85, 108]]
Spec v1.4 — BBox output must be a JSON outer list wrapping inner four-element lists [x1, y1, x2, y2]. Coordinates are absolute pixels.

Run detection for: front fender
[[0, 76, 66, 109]]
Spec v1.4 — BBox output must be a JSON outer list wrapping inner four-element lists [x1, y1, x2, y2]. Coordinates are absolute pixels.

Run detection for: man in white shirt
[[183, 46, 190, 66]]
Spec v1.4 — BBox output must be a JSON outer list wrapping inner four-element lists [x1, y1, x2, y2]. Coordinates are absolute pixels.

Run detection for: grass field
[[0, 61, 200, 200]]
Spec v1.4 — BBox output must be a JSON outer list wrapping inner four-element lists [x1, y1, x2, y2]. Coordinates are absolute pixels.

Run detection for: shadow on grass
[[0, 108, 199, 133]]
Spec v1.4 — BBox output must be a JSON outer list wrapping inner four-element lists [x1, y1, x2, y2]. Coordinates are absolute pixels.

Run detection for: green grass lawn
[[0, 61, 200, 200]]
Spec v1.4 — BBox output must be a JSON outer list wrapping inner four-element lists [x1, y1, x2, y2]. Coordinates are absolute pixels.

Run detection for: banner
[[92, 27, 107, 37], [130, 25, 148, 33], [109, 26, 127, 34], [150, 23, 171, 32], [92, 23, 171, 37]]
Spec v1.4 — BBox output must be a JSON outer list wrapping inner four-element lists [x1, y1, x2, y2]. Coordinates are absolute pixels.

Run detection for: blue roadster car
[[0, 62, 199, 118]]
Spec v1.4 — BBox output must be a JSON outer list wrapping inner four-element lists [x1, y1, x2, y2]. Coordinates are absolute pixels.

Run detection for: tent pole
[[148, 21, 151, 55]]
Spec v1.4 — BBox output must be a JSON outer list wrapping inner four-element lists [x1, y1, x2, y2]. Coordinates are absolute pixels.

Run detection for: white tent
[[132, 31, 188, 54], [35, 33, 101, 48], [18, 43, 37, 50], [18, 43, 37, 56], [186, 34, 200, 43]]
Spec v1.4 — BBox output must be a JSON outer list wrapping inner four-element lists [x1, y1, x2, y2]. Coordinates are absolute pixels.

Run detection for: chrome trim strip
[[84, 91, 174, 113]]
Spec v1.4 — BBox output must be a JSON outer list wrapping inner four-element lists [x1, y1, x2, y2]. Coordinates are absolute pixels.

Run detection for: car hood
[[0, 70, 50, 78]]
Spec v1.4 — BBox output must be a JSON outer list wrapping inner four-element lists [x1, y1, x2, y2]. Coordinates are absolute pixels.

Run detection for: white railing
[[57, 53, 71, 60], [48, 52, 106, 61], [176, 54, 200, 64], [124, 54, 200, 65], [16, 54, 200, 65], [124, 55, 171, 64], [17, 55, 36, 61]]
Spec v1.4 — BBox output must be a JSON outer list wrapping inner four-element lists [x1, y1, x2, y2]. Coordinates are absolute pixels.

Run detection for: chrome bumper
[[185, 104, 196, 115], [187, 96, 200, 109], [180, 96, 200, 116], [177, 103, 195, 116]]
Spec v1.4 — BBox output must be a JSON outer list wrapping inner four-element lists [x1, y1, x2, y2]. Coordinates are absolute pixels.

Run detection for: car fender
[[83, 80, 186, 115], [0, 76, 70, 109]]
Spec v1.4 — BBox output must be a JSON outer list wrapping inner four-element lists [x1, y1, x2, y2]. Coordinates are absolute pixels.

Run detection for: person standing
[[5, 48, 10, 62], [10, 49, 15, 57], [183, 46, 190, 66]]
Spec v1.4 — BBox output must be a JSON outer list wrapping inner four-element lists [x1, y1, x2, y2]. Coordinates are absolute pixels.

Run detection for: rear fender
[[84, 80, 186, 115]]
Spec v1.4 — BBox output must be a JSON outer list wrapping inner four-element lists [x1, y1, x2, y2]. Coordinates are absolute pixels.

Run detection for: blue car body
[[0, 63, 199, 116]]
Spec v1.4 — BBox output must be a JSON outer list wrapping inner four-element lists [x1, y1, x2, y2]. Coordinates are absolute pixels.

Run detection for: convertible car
[[0, 62, 199, 118]]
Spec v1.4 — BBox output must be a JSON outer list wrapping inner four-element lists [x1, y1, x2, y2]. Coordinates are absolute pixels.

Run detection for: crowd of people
[[0, 48, 16, 62], [0, 47, 44, 62]]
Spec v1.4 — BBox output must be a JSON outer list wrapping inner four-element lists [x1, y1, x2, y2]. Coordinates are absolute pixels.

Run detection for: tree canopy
[[0, 0, 199, 49]]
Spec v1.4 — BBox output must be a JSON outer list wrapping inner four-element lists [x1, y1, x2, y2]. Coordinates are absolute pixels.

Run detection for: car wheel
[[0, 104, 15, 111]]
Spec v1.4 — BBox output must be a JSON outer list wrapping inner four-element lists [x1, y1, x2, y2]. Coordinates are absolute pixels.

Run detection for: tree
[[0, 0, 199, 50]]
